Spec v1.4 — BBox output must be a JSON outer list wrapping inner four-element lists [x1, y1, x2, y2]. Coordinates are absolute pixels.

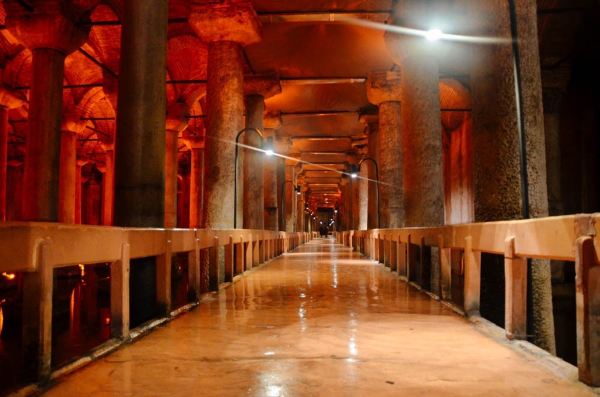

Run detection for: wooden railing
[[335, 214, 600, 387], [0, 222, 311, 382]]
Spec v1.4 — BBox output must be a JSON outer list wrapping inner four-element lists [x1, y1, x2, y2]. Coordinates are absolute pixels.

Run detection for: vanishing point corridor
[[42, 239, 592, 397]]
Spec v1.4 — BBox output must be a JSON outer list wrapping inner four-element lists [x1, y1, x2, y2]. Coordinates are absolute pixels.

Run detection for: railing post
[[209, 236, 219, 291], [464, 236, 481, 316], [439, 235, 451, 301], [504, 236, 527, 340], [236, 236, 244, 275], [156, 237, 172, 315], [225, 235, 234, 282], [575, 235, 600, 386], [112, 242, 130, 339]]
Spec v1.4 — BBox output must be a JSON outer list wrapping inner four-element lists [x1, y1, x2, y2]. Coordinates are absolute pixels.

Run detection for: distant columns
[[164, 108, 188, 228], [188, 143, 204, 228], [360, 114, 379, 229], [283, 163, 295, 232], [366, 71, 403, 228], [189, 0, 261, 229], [58, 130, 77, 223], [263, 113, 283, 230], [101, 147, 115, 226]]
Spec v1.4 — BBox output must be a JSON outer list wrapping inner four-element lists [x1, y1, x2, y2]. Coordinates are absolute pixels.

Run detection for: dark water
[[171, 253, 195, 310], [130, 257, 158, 328], [52, 264, 111, 369], [480, 253, 505, 328], [0, 272, 24, 395]]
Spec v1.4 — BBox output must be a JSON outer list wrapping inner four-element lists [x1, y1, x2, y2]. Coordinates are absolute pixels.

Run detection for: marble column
[[102, 148, 114, 226], [164, 106, 188, 229], [244, 77, 281, 230], [358, 163, 369, 230], [366, 71, 403, 228], [58, 130, 77, 223], [360, 114, 380, 229], [189, 0, 261, 229], [7, 6, 89, 222], [114, 0, 168, 227], [0, 87, 24, 222], [470, 0, 554, 351], [283, 163, 295, 232], [0, 107, 7, 222], [188, 145, 204, 228]]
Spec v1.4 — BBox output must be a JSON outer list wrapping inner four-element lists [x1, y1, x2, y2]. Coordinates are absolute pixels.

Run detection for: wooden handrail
[[335, 213, 600, 387]]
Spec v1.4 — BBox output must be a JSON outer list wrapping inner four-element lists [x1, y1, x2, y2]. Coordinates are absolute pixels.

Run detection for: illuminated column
[[386, 17, 444, 226], [114, 0, 168, 227], [283, 162, 296, 232], [366, 71, 403, 228], [190, 0, 261, 229], [0, 87, 24, 222], [469, 0, 554, 350], [187, 140, 204, 228], [58, 129, 77, 223], [357, 159, 369, 231], [243, 76, 281, 230], [359, 113, 379, 229], [6, 4, 89, 221], [101, 146, 114, 226], [164, 108, 188, 228], [263, 113, 282, 230]]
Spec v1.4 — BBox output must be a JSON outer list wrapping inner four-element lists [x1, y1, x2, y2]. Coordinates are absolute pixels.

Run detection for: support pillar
[[366, 71, 403, 228], [58, 130, 77, 223], [114, 0, 168, 227], [6, 5, 89, 221], [188, 145, 204, 228], [470, 0, 554, 352], [164, 106, 188, 228], [360, 114, 380, 229], [358, 163, 368, 230], [0, 88, 24, 221], [189, 0, 261, 229], [102, 148, 114, 226], [284, 163, 295, 232]]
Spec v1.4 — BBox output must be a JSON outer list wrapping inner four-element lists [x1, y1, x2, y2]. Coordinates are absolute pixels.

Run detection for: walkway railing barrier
[[335, 214, 600, 387], [0, 222, 311, 384]]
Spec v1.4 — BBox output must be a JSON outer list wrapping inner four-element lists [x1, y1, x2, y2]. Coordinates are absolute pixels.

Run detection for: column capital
[[264, 111, 283, 130], [244, 74, 282, 99], [366, 71, 401, 105], [166, 102, 189, 133], [61, 113, 87, 135], [6, 2, 90, 54], [0, 86, 25, 109], [189, 0, 261, 45], [359, 112, 379, 134]]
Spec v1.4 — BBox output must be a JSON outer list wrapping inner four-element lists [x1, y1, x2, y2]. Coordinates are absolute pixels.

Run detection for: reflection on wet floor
[[43, 238, 594, 397]]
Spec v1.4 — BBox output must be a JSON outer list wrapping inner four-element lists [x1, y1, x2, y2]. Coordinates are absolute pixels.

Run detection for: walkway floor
[[44, 238, 594, 396]]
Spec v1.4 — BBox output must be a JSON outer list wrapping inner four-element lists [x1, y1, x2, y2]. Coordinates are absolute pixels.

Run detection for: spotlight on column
[[425, 28, 443, 41], [348, 164, 359, 179], [295, 185, 301, 196], [263, 137, 274, 156]]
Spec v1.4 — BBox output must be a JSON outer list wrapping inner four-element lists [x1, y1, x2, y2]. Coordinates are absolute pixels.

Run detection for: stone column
[[470, 0, 554, 351], [386, 30, 444, 226], [113, 0, 168, 227], [7, 4, 89, 221], [58, 130, 77, 223], [190, 1, 261, 229], [164, 109, 188, 228], [358, 162, 369, 230], [0, 87, 24, 221], [283, 163, 295, 232], [276, 156, 286, 231], [360, 114, 380, 229], [188, 143, 204, 228], [243, 76, 281, 230], [296, 190, 305, 232], [543, 89, 564, 216], [101, 147, 114, 226], [75, 160, 86, 224], [263, 113, 282, 230], [366, 71, 403, 228]]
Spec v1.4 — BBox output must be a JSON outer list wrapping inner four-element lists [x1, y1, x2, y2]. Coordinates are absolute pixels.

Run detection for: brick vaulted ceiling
[[0, 0, 595, 207]]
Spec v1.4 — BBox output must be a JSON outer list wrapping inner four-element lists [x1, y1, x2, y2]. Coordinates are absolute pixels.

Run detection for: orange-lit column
[[366, 71, 403, 228], [101, 147, 114, 226], [263, 114, 282, 231], [187, 141, 204, 228], [58, 129, 77, 223], [6, 7, 89, 221], [114, 0, 168, 227], [0, 88, 24, 222], [189, 1, 261, 229], [359, 113, 379, 229], [385, 1, 444, 228], [283, 162, 296, 232], [164, 112, 188, 228], [243, 76, 281, 230]]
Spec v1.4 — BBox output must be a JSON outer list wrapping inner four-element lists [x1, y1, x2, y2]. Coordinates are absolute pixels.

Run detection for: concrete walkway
[[44, 238, 594, 396]]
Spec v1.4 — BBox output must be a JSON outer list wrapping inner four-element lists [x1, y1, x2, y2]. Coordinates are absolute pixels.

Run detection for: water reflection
[[52, 264, 111, 368]]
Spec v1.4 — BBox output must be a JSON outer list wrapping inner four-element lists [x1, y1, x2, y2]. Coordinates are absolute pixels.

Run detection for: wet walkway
[[44, 238, 594, 396]]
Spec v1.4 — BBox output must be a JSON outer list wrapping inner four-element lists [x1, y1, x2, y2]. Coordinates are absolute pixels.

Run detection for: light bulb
[[425, 28, 443, 42]]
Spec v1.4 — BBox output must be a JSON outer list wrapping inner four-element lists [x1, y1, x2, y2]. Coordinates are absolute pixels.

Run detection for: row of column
[[5, 0, 286, 233]]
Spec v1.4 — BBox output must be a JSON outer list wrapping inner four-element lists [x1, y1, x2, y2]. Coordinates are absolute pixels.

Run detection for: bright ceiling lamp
[[425, 28, 443, 41]]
